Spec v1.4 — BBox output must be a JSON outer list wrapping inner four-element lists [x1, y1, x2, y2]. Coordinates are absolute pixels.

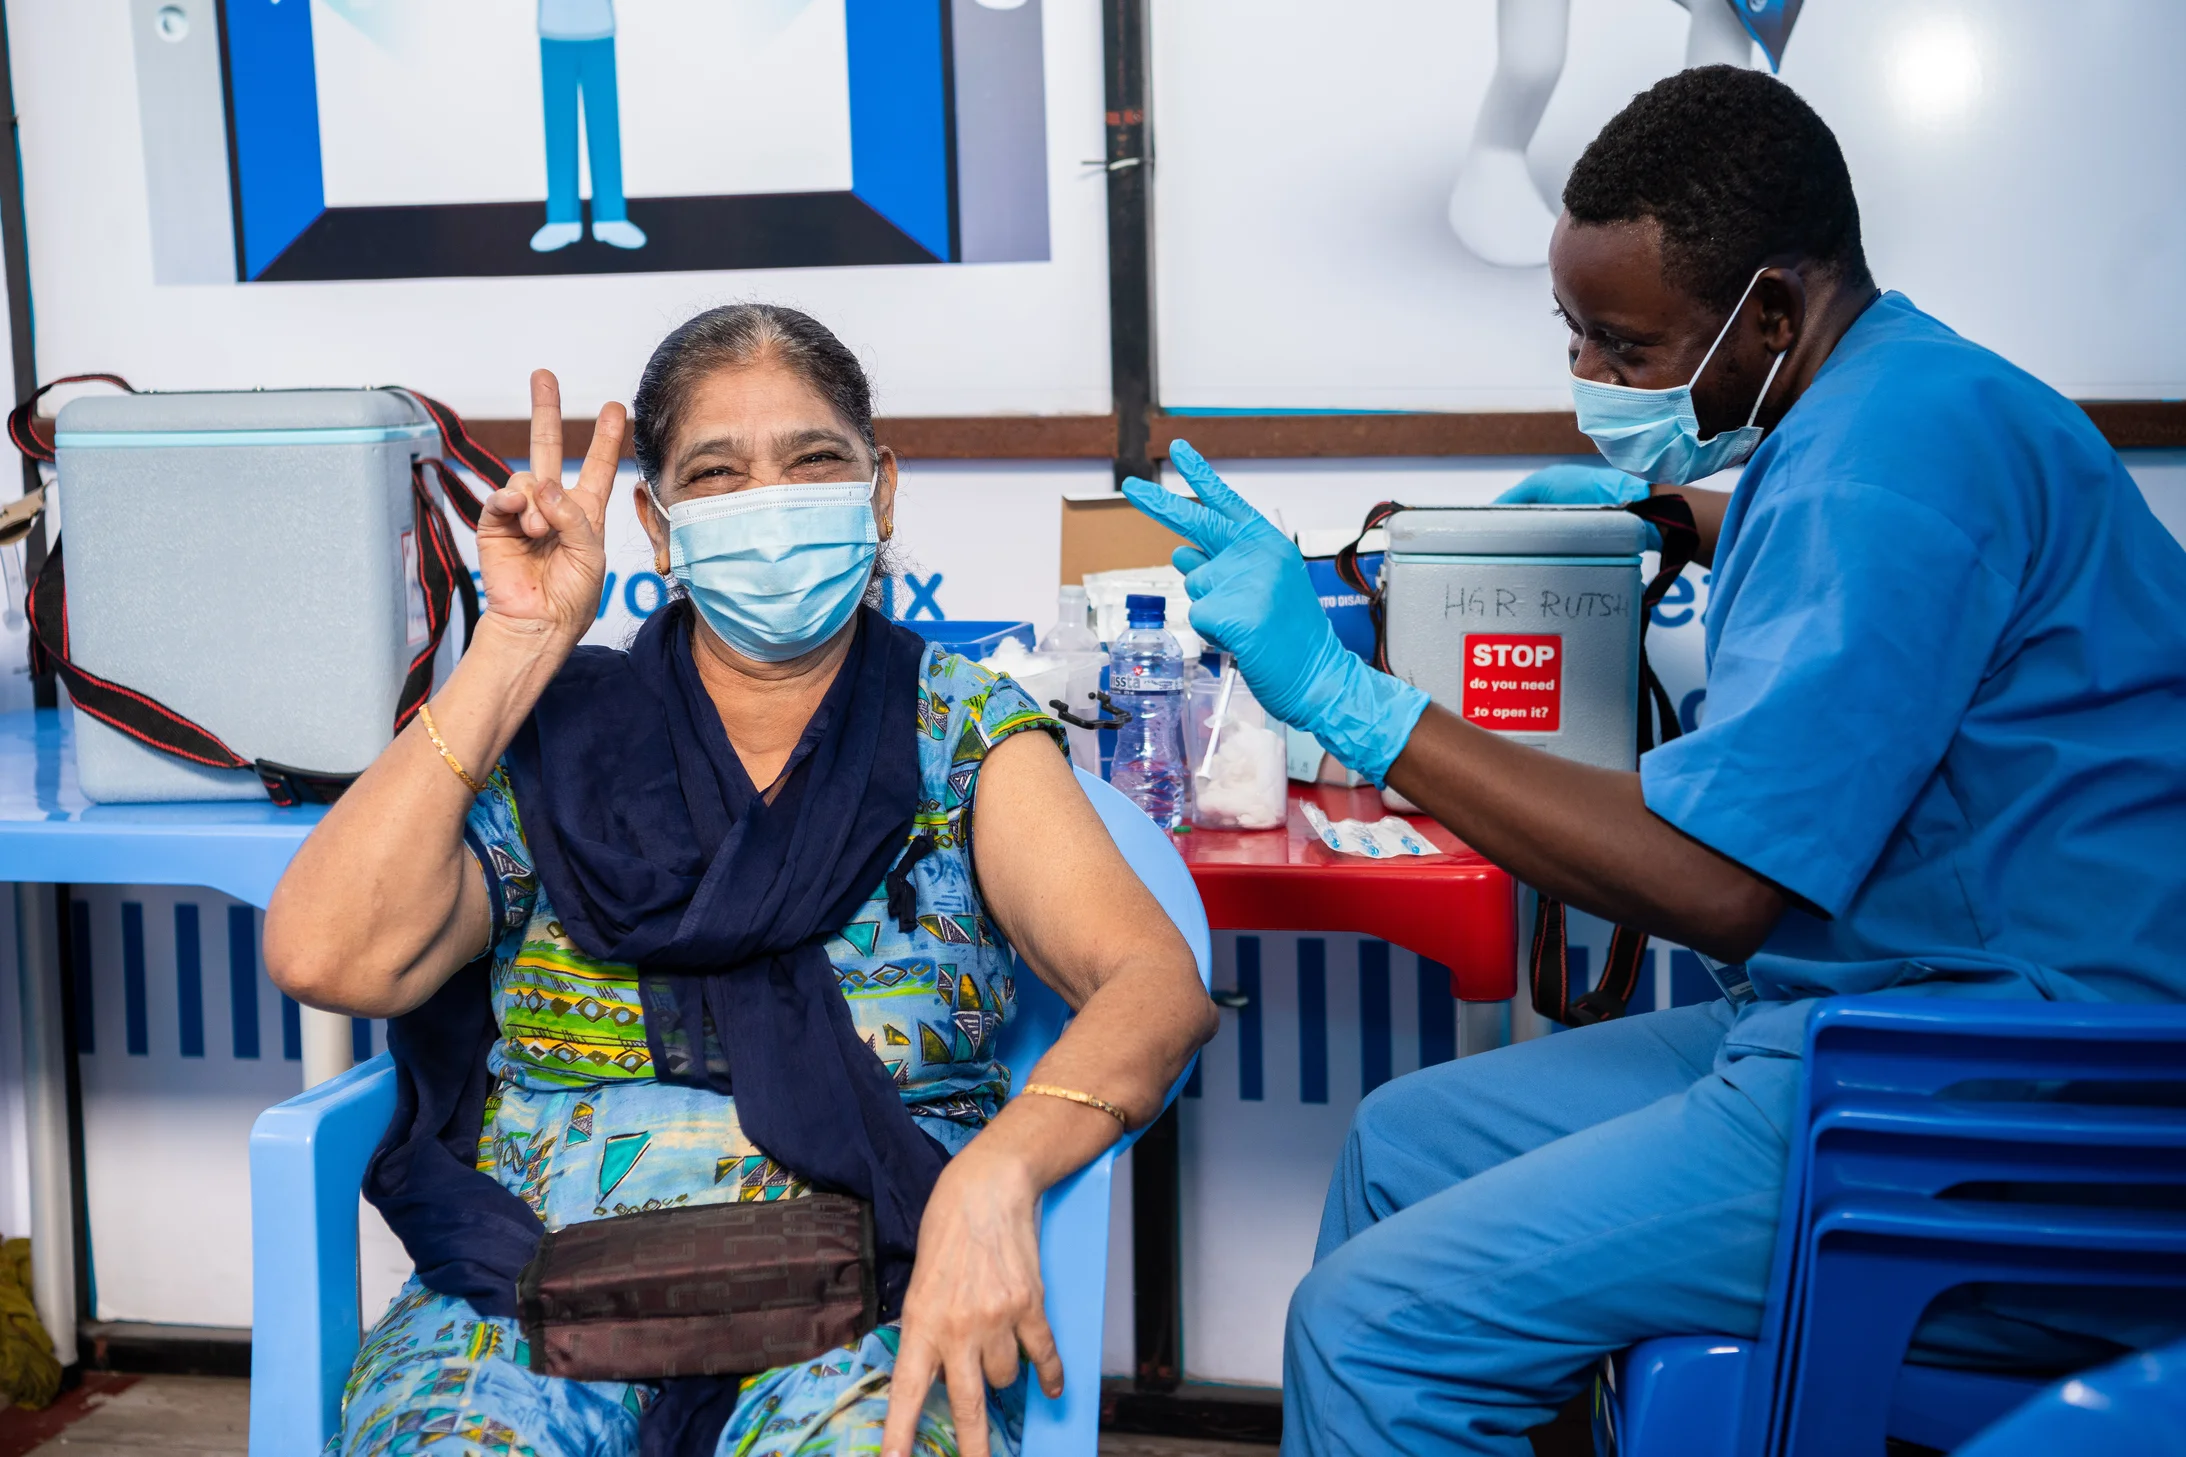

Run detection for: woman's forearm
[[263, 615, 575, 1016], [963, 966, 1214, 1195]]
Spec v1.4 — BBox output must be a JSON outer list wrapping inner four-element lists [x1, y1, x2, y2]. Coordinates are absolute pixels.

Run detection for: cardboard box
[[1059, 490, 1189, 584]]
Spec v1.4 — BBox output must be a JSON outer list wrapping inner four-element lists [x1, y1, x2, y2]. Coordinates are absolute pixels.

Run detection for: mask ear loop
[[1692, 266, 1792, 440], [1741, 346, 1791, 431], [1689, 266, 1771, 387]]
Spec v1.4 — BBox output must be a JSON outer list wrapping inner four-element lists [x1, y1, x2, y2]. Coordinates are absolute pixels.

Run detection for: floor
[[0, 1375, 243, 1457], [0, 1375, 1602, 1455], [0, 1375, 1281, 1457]]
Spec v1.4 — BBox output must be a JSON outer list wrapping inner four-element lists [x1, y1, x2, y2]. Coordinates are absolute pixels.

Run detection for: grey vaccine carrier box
[[53, 389, 448, 802], [1382, 506, 1646, 773]]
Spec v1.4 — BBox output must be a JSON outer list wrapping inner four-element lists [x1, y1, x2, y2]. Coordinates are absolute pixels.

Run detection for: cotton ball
[[1193, 720, 1287, 829]]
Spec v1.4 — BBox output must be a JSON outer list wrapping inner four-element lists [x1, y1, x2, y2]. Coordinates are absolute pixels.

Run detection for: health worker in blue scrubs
[[1123, 66, 2186, 1456]]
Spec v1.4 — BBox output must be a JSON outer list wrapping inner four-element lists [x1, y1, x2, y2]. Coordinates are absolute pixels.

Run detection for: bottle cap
[[1124, 593, 1168, 627]]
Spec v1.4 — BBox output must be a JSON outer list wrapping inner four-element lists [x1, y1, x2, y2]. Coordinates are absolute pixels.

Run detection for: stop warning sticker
[[1462, 634, 1562, 732]]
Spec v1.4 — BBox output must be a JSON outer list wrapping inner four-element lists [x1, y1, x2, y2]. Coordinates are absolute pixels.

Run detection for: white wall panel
[[1151, 0, 2186, 409], [64, 886, 387, 1328]]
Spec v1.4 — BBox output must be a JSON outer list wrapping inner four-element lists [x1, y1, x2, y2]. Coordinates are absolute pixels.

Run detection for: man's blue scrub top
[[1641, 293, 2186, 1014]]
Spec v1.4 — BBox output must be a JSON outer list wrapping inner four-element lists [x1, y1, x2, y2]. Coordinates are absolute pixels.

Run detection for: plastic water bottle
[[1039, 584, 1101, 653], [1108, 593, 1189, 829]]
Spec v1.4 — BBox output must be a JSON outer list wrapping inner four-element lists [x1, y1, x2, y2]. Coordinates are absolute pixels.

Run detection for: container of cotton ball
[[984, 635, 1107, 777], [1185, 661, 1289, 831]]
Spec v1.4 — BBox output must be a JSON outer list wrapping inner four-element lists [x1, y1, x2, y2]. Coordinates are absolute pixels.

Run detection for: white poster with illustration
[[137, 0, 1052, 281], [13, 1, 1111, 418]]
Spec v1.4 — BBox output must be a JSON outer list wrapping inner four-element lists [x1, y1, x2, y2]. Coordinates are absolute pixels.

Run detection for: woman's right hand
[[477, 369, 628, 645]]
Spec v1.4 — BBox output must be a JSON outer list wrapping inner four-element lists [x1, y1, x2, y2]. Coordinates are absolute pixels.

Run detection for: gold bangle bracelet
[[1022, 1082, 1131, 1128], [416, 702, 485, 795]]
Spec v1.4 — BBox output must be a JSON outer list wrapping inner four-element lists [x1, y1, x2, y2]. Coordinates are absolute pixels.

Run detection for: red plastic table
[[1171, 783, 1516, 1001]]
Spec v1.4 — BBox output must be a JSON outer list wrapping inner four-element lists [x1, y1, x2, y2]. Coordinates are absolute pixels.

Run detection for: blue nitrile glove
[[1121, 440, 1430, 785], [1497, 463, 1660, 552]]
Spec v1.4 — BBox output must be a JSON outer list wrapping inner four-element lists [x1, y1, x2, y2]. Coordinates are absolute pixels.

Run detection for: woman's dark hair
[[631, 303, 877, 487], [1563, 65, 1872, 311]]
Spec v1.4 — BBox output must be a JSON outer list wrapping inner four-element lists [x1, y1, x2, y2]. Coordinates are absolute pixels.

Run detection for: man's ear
[[874, 446, 900, 541], [1757, 267, 1808, 354], [636, 482, 671, 576]]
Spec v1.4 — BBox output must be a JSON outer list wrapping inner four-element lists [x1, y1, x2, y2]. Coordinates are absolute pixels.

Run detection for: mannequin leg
[[1448, 0, 1570, 269]]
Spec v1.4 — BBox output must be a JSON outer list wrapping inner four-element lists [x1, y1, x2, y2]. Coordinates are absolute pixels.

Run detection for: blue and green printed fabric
[[337, 648, 1063, 1457]]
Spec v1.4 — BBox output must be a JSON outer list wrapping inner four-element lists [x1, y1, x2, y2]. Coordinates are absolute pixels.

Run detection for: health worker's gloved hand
[[1496, 463, 1660, 552], [1121, 441, 1429, 786]]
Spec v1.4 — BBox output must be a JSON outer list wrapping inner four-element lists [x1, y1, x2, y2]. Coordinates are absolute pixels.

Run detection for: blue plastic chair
[[249, 767, 1212, 1456], [1953, 1335, 2186, 1456], [1606, 996, 2186, 1457]]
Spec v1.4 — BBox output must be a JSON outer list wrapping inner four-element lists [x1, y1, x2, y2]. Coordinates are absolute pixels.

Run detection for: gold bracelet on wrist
[[416, 702, 485, 795], [1022, 1083, 1131, 1128]]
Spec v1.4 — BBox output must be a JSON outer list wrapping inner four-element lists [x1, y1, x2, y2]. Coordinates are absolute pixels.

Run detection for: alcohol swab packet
[[1300, 802, 1441, 859]]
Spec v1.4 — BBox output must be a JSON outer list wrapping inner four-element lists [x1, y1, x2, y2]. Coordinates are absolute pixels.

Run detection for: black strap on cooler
[[1529, 492, 1702, 1026], [7, 373, 137, 463], [1625, 492, 1700, 755], [1334, 499, 1406, 673], [14, 380, 508, 806], [1331, 491, 1708, 1025], [395, 389, 515, 499], [1530, 903, 1658, 1027]]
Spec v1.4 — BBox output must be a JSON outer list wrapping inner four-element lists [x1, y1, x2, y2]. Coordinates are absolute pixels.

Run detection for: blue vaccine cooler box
[[52, 389, 449, 803], [1381, 506, 1646, 773]]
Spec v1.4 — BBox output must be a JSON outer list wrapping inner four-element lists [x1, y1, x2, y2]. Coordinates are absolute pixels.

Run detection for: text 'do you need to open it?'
[[1462, 633, 1562, 732]]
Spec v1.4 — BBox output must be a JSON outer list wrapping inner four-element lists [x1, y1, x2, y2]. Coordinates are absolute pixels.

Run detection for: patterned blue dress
[[337, 649, 1064, 1457]]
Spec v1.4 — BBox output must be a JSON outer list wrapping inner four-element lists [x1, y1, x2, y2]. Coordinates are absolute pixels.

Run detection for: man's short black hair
[[1563, 65, 1871, 310]]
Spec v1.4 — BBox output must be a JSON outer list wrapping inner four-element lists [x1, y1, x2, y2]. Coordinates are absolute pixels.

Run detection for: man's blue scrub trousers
[[541, 38, 627, 226], [1284, 294, 2186, 1455], [1290, 1002, 1791, 1454]]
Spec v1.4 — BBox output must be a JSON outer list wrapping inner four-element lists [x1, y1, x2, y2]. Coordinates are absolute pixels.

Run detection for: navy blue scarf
[[363, 604, 947, 1455]]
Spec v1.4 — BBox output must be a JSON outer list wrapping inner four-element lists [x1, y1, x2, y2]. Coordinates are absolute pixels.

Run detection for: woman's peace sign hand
[[476, 370, 626, 647]]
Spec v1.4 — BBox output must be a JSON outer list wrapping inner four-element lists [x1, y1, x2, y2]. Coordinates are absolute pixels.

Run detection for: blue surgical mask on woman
[[1567, 268, 1790, 486], [663, 473, 879, 662]]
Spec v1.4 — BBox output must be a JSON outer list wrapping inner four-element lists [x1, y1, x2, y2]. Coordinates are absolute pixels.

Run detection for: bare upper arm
[[969, 731, 1195, 1009], [264, 838, 497, 1017]]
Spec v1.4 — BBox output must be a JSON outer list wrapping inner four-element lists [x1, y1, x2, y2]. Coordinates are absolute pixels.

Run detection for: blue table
[[0, 707, 330, 1368], [0, 709, 323, 904]]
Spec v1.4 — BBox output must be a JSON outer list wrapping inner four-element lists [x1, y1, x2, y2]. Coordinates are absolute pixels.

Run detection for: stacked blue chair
[[1605, 996, 2186, 1457], [1953, 1336, 2186, 1456], [248, 768, 1212, 1456]]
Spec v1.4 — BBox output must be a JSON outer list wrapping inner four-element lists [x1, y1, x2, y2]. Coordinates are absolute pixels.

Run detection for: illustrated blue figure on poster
[[532, 0, 648, 252], [1450, 0, 1804, 268]]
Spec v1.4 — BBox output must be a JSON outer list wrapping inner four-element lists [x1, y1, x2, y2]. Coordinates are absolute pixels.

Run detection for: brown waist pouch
[[516, 1193, 878, 1382]]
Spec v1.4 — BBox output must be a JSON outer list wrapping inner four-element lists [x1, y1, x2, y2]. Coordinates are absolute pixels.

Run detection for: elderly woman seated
[[264, 304, 1217, 1457]]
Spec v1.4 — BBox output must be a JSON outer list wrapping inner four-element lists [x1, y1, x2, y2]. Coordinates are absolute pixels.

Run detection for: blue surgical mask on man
[[663, 473, 879, 662], [1568, 268, 1790, 486]]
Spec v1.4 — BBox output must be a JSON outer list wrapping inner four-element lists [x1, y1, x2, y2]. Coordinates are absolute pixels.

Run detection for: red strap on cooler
[[14, 381, 510, 805]]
